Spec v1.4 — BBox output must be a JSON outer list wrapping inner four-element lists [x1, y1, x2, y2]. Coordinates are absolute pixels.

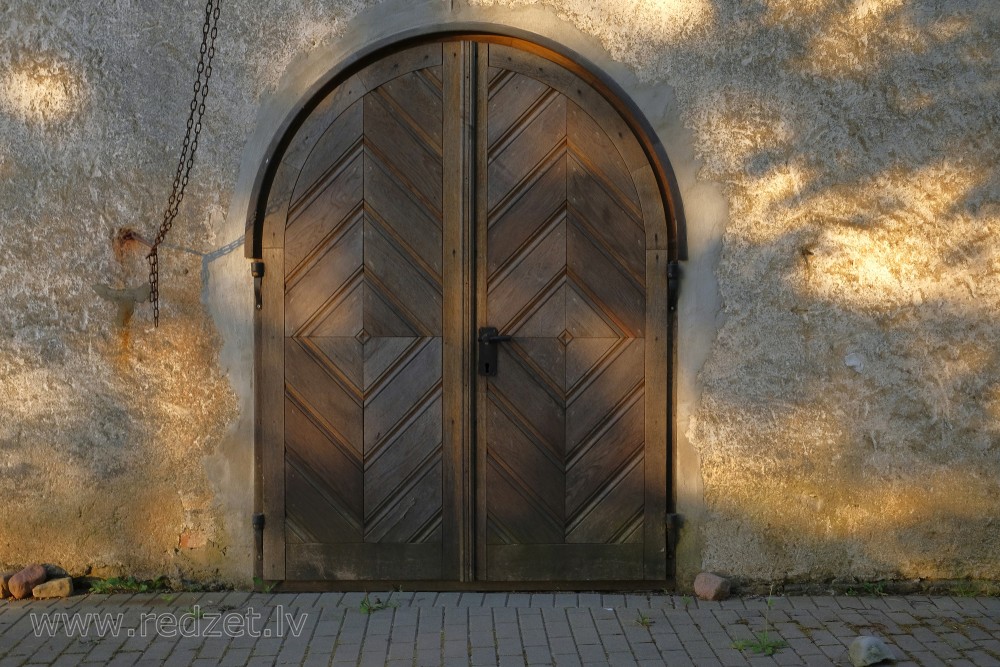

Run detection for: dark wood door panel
[[280, 46, 448, 581], [286, 543, 443, 581], [479, 45, 657, 582], [264, 40, 670, 584], [486, 544, 644, 582]]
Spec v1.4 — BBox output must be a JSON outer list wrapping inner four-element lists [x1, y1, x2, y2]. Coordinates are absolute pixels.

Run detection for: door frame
[[246, 29, 685, 590]]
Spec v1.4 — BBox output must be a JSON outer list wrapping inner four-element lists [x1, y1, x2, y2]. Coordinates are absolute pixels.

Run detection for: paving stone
[[602, 652, 637, 666], [905, 651, 949, 666], [965, 651, 1000, 666], [924, 640, 963, 659], [472, 593, 503, 609], [458, 593, 484, 608], [659, 650, 696, 666], [498, 639, 525, 657], [442, 639, 467, 658], [546, 636, 577, 655], [713, 646, 750, 665], [575, 643, 606, 662]]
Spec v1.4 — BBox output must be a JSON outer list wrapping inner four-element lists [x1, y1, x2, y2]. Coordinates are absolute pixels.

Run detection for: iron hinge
[[252, 513, 265, 531], [667, 261, 681, 312], [251, 261, 265, 310]]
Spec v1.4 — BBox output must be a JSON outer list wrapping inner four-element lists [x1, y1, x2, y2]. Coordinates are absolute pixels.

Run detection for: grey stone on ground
[[849, 635, 895, 666], [32, 577, 74, 599], [694, 572, 731, 601], [8, 564, 47, 600]]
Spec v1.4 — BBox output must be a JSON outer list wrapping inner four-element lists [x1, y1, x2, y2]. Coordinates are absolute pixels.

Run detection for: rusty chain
[[147, 0, 221, 326]]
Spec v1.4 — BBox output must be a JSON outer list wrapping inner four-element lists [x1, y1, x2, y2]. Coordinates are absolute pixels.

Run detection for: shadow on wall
[[660, 0, 1000, 581]]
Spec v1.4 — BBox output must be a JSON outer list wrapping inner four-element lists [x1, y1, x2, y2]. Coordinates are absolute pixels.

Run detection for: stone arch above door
[[249, 33, 682, 586]]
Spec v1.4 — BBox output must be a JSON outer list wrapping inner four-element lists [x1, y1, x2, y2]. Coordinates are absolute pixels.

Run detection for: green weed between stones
[[732, 592, 788, 656], [360, 592, 398, 615], [88, 576, 170, 594], [252, 576, 278, 593], [953, 581, 979, 597], [635, 611, 654, 628], [733, 631, 788, 656]]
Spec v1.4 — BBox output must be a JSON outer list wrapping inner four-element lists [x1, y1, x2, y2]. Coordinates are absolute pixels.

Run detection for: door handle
[[478, 327, 512, 376]]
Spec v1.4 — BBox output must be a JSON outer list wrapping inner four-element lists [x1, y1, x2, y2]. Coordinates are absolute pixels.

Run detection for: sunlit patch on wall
[[642, 0, 715, 41], [848, 0, 906, 21], [797, 0, 927, 79], [468, 0, 715, 44], [791, 161, 991, 311], [1, 55, 88, 124]]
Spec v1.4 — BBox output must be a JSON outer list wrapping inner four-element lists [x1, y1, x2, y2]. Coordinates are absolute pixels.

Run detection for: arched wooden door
[[255, 38, 672, 584]]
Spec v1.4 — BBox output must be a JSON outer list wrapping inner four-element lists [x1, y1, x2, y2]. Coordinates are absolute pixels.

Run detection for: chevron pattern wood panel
[[282, 62, 445, 565], [483, 66, 647, 572], [266, 41, 669, 583]]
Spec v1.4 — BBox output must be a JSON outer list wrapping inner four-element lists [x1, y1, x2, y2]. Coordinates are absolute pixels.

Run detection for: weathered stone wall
[[2, 0, 997, 587]]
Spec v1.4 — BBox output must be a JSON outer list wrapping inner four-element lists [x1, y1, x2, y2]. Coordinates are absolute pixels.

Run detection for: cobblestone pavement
[[1, 591, 998, 666]]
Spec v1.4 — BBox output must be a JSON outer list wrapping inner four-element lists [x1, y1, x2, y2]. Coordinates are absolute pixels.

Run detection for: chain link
[[147, 0, 221, 326]]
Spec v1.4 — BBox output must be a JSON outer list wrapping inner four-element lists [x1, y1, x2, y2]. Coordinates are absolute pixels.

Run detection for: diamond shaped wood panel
[[283, 62, 445, 561]]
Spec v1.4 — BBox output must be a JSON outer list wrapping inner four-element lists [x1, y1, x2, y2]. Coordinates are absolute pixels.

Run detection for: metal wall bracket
[[251, 261, 265, 310]]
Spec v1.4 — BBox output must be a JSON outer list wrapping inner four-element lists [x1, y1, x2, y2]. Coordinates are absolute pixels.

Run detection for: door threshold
[[255, 579, 676, 593]]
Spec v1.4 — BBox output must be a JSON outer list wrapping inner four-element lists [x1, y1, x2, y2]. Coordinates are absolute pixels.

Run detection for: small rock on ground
[[849, 635, 895, 666], [33, 577, 74, 599], [8, 564, 47, 600], [694, 572, 731, 601]]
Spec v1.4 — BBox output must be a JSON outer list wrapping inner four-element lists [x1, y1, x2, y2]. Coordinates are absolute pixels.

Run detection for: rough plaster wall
[[3, 0, 998, 586], [472, 0, 1000, 582], [0, 0, 372, 583]]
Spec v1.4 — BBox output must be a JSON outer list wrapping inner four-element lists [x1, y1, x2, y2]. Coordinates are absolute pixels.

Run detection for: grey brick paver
[[602, 652, 637, 666], [658, 649, 695, 665], [442, 639, 467, 658], [574, 644, 606, 662], [546, 637, 577, 655], [966, 651, 1000, 667]]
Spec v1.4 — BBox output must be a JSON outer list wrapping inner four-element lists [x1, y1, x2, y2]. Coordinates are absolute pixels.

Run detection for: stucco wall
[[1, 0, 997, 588]]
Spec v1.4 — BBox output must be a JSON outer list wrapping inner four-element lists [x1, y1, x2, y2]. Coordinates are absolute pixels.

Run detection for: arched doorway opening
[[248, 33, 682, 587]]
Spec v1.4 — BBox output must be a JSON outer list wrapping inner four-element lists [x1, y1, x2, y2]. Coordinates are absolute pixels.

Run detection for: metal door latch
[[478, 327, 512, 376]]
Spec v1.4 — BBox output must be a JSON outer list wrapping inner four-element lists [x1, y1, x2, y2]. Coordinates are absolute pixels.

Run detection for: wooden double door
[[258, 38, 671, 584]]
